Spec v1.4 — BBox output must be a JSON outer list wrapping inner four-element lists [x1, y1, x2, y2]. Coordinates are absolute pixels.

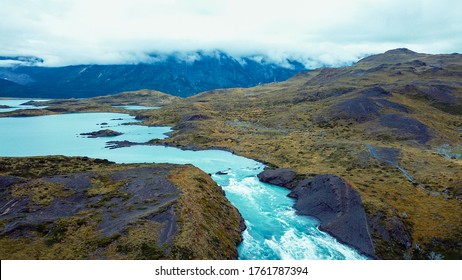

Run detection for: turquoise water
[[0, 113, 171, 157], [0, 111, 365, 260], [213, 172, 365, 260], [0, 99, 49, 112]]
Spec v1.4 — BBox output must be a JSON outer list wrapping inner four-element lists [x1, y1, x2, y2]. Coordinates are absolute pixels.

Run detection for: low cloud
[[0, 0, 461, 67]]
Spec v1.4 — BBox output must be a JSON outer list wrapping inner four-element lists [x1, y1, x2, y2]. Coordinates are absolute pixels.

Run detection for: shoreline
[[0, 105, 373, 258]]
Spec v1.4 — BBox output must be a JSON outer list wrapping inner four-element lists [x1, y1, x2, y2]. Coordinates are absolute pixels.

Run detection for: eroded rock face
[[0, 167, 180, 241], [379, 114, 430, 144], [289, 174, 376, 258], [322, 96, 409, 123], [257, 168, 297, 188], [367, 211, 412, 259], [257, 169, 376, 258], [331, 96, 382, 122], [402, 84, 457, 104], [360, 86, 391, 97]]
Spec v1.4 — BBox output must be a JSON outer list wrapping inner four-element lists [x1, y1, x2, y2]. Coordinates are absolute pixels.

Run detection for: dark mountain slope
[[0, 51, 306, 98], [0, 78, 32, 97]]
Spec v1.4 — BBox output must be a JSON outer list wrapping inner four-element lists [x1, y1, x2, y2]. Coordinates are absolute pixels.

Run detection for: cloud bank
[[0, 0, 461, 67]]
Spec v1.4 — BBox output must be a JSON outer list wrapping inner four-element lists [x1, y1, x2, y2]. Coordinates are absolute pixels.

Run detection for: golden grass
[[11, 179, 73, 206], [168, 165, 242, 259], [88, 175, 127, 196]]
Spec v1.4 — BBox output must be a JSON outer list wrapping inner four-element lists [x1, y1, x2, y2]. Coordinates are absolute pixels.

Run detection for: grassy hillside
[[135, 49, 462, 259], [0, 156, 242, 259]]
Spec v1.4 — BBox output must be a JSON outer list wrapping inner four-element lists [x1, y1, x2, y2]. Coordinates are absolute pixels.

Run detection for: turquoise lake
[[0, 109, 365, 260]]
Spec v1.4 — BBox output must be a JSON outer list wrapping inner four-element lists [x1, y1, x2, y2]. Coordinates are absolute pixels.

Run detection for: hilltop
[[136, 48, 462, 259]]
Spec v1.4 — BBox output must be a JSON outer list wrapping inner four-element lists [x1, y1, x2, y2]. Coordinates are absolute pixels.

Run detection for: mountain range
[[0, 51, 306, 98], [1, 48, 461, 259]]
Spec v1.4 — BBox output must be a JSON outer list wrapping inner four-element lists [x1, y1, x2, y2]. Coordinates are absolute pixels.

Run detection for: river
[[0, 104, 365, 260]]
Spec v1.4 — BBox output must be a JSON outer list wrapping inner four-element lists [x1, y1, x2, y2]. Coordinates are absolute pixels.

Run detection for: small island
[[80, 129, 123, 138], [0, 105, 12, 109]]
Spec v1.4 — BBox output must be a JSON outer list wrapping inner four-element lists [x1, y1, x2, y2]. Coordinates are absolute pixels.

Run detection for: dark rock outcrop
[[423, 85, 457, 104], [360, 86, 391, 97], [0, 167, 180, 239], [105, 140, 139, 149], [323, 96, 409, 123], [257, 168, 376, 258], [334, 96, 382, 122], [80, 129, 123, 138], [402, 84, 457, 104], [375, 99, 409, 113], [379, 114, 430, 144], [288, 174, 376, 258], [367, 211, 412, 259], [0, 176, 24, 190], [257, 168, 297, 188]]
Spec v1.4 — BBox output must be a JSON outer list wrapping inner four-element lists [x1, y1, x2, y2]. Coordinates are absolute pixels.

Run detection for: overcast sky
[[1, 0, 461, 67]]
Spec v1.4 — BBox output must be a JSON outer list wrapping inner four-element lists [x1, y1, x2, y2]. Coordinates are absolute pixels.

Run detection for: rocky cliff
[[259, 169, 376, 258]]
